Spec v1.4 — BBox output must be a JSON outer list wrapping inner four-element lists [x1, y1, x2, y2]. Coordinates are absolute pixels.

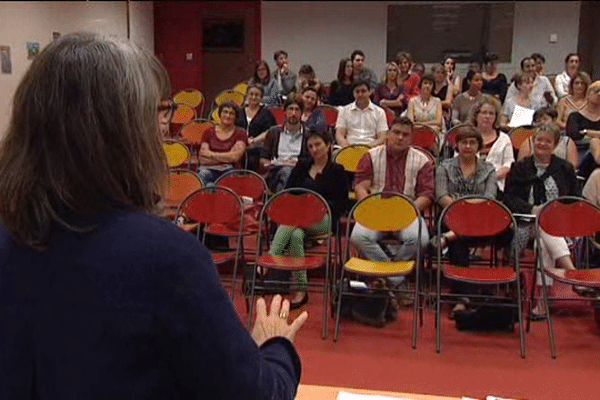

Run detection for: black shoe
[[290, 293, 309, 310]]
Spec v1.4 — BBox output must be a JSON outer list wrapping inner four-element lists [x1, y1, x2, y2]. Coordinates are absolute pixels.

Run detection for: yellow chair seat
[[344, 257, 414, 276], [163, 141, 190, 168]]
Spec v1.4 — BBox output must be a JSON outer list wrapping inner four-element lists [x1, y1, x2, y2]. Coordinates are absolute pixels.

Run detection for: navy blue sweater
[[0, 209, 301, 399]]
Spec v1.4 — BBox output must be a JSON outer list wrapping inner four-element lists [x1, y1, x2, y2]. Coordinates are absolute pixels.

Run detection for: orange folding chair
[[175, 186, 244, 300], [435, 195, 525, 358], [509, 126, 535, 158], [163, 169, 203, 221], [534, 196, 600, 358], [180, 120, 215, 168], [247, 188, 333, 339]]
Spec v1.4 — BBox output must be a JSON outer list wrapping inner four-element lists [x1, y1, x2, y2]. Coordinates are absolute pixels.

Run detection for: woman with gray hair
[[0, 32, 306, 399]]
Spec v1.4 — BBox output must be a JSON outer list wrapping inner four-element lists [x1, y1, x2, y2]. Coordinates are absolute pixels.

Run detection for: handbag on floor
[[454, 298, 516, 332]]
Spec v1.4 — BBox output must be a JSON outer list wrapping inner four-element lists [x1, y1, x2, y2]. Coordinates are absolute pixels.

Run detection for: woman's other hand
[[251, 294, 308, 346]]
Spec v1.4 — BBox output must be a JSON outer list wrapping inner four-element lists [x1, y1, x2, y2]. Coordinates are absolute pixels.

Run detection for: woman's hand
[[251, 295, 308, 347], [199, 147, 211, 159]]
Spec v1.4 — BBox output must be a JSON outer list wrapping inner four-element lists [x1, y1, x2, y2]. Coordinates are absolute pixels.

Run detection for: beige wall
[[262, 1, 581, 83], [0, 1, 154, 135]]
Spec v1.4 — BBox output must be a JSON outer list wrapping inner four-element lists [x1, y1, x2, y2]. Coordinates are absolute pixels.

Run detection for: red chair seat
[[444, 265, 517, 284], [212, 251, 236, 265], [206, 223, 258, 237], [256, 254, 324, 270], [547, 268, 600, 287]]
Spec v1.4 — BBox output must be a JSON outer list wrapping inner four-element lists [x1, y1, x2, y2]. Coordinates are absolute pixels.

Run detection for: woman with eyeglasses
[[0, 33, 308, 398], [248, 60, 281, 108]]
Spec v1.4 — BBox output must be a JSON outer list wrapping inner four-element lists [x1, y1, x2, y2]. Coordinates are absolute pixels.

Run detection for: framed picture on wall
[[1, 45, 11, 74], [202, 19, 245, 52]]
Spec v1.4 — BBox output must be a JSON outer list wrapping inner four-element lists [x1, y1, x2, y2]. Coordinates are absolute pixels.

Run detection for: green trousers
[[268, 216, 330, 290]]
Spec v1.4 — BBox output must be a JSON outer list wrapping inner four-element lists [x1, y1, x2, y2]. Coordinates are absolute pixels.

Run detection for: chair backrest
[[163, 140, 190, 168], [444, 124, 469, 151], [351, 192, 418, 232], [215, 169, 267, 202], [171, 103, 196, 125], [165, 169, 203, 206], [211, 108, 221, 123], [233, 82, 248, 96], [263, 188, 330, 229], [180, 120, 214, 145], [442, 196, 513, 237], [178, 186, 242, 225], [319, 105, 339, 127], [215, 90, 245, 107], [411, 124, 438, 151], [538, 196, 600, 237], [509, 126, 535, 150], [333, 145, 371, 173], [173, 89, 204, 108], [383, 107, 395, 128], [268, 107, 285, 126]]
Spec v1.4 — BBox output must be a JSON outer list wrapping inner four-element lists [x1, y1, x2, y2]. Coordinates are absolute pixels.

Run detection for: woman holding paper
[[499, 72, 543, 131], [469, 96, 514, 194]]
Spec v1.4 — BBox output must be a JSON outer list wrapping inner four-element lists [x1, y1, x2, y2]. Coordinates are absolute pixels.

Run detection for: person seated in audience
[[469, 96, 514, 194], [555, 53, 582, 98], [431, 64, 454, 131], [373, 62, 404, 116], [268, 129, 349, 309], [272, 50, 297, 100], [300, 86, 326, 134], [503, 123, 579, 319], [567, 80, 600, 180], [296, 64, 323, 101], [582, 167, 600, 207], [406, 73, 443, 154], [351, 50, 378, 92], [158, 98, 176, 138], [335, 80, 388, 148], [461, 60, 482, 93], [248, 59, 281, 108], [433, 126, 505, 317], [412, 62, 425, 78], [395, 52, 421, 109], [451, 71, 484, 126], [198, 101, 247, 186], [444, 57, 462, 97], [505, 56, 557, 109], [499, 72, 543, 132], [261, 97, 309, 193], [481, 53, 508, 103], [518, 108, 578, 168], [531, 53, 546, 76], [0, 32, 306, 398], [350, 116, 433, 292], [556, 71, 590, 131], [328, 58, 354, 107], [237, 83, 277, 171]]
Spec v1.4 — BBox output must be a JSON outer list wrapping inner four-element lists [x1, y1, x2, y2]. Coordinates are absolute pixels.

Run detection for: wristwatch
[[582, 129, 588, 136]]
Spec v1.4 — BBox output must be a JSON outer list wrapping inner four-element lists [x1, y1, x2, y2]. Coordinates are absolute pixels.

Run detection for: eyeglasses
[[158, 100, 177, 114]]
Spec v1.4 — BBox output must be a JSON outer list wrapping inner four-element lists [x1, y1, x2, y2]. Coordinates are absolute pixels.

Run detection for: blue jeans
[[197, 167, 232, 187]]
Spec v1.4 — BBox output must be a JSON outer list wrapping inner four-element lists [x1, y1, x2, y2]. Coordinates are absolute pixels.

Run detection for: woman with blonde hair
[[373, 61, 404, 116], [0, 32, 306, 398], [556, 71, 591, 130]]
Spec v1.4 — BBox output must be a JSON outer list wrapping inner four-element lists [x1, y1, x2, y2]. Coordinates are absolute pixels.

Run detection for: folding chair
[[412, 124, 439, 157], [163, 140, 191, 169], [435, 195, 525, 358], [268, 107, 285, 126], [214, 89, 245, 107], [441, 123, 468, 160], [333, 144, 370, 200], [175, 186, 244, 300], [170, 103, 196, 133], [247, 188, 333, 339], [164, 169, 203, 220], [233, 82, 248, 96], [319, 104, 339, 139], [534, 196, 600, 358], [173, 88, 204, 118], [210, 108, 221, 123], [334, 192, 423, 348], [180, 120, 215, 169]]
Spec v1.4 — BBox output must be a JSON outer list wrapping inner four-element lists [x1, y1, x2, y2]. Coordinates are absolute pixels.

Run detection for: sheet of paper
[[508, 104, 535, 128], [337, 391, 414, 400]]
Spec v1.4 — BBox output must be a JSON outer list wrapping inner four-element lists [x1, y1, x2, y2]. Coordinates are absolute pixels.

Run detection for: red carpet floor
[[230, 273, 600, 400]]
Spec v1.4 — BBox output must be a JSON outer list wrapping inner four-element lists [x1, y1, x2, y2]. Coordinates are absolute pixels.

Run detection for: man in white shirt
[[505, 56, 557, 107], [335, 81, 389, 148], [554, 53, 581, 98]]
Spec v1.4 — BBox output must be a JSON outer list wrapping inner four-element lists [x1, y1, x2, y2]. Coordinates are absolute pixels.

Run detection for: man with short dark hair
[[351, 50, 378, 92], [260, 97, 308, 192], [335, 80, 388, 148], [505, 56, 557, 107], [273, 50, 297, 98], [350, 116, 434, 290], [555, 53, 581, 98]]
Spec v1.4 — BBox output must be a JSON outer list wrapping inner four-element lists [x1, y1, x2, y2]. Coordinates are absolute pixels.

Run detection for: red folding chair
[[175, 187, 244, 300], [411, 124, 439, 155], [534, 196, 600, 358], [441, 123, 469, 160], [247, 188, 333, 339], [268, 107, 285, 126], [435, 195, 525, 358]]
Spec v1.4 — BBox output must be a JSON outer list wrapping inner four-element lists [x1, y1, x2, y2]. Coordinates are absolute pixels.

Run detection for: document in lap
[[508, 104, 535, 128]]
